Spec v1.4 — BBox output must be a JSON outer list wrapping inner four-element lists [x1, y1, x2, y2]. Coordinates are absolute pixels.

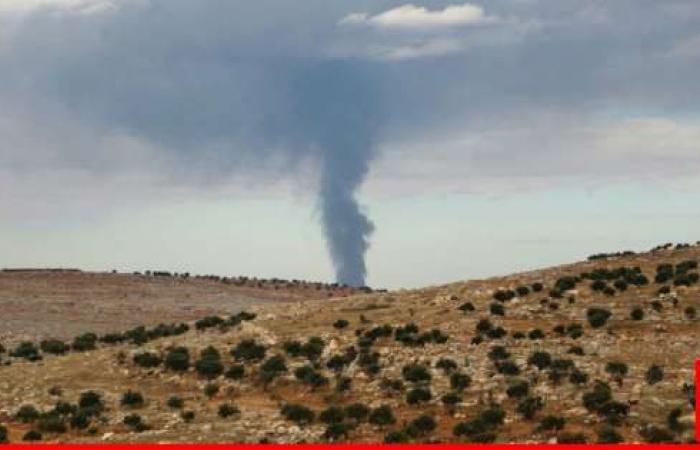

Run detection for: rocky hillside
[[0, 243, 698, 444]]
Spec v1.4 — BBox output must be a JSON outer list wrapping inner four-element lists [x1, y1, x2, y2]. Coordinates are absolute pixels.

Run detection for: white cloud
[[0, 0, 118, 16], [340, 3, 497, 29]]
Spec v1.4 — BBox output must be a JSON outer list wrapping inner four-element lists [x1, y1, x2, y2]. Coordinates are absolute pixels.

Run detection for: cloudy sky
[[1, 0, 699, 288]]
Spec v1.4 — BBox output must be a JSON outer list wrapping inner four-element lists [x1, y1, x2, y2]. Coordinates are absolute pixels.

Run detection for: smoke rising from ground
[[289, 61, 380, 286]]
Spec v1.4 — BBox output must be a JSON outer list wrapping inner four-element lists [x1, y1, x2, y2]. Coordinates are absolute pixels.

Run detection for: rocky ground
[[0, 243, 698, 443]]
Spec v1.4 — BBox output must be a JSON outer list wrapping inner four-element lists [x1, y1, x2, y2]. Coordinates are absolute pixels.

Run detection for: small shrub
[[597, 425, 623, 443], [537, 415, 565, 432], [475, 319, 493, 334], [203, 383, 219, 398], [14, 405, 40, 423], [332, 319, 349, 329], [319, 406, 345, 424], [300, 337, 325, 362], [516, 285, 531, 296], [22, 430, 42, 442], [568, 346, 584, 356], [591, 280, 607, 292], [36, 415, 67, 434], [613, 279, 628, 292], [582, 382, 612, 412], [345, 403, 370, 422], [630, 307, 645, 321], [10, 342, 41, 361], [218, 403, 240, 419], [78, 391, 104, 416], [481, 405, 506, 427], [195, 346, 224, 378], [598, 401, 629, 425], [281, 404, 315, 425], [283, 340, 303, 357], [555, 276, 578, 292], [167, 396, 184, 409], [123, 414, 148, 432], [506, 380, 529, 399], [225, 364, 245, 380], [517, 395, 544, 420], [69, 413, 90, 430], [605, 361, 628, 385], [458, 302, 475, 313], [194, 315, 225, 331], [493, 289, 515, 302], [496, 360, 520, 375], [40, 339, 69, 355], [133, 352, 162, 368], [566, 324, 584, 339], [441, 392, 462, 409], [436, 357, 458, 374], [0, 425, 8, 444], [406, 414, 436, 437], [402, 363, 432, 383], [488, 345, 510, 361], [450, 372, 472, 391], [453, 419, 487, 437], [528, 329, 544, 340], [323, 422, 351, 441], [71, 333, 97, 352], [52, 401, 77, 416], [487, 326, 507, 339], [369, 405, 396, 427], [259, 355, 288, 384], [645, 364, 664, 385], [587, 308, 612, 328], [528, 351, 552, 370], [569, 368, 589, 385], [294, 365, 329, 389], [406, 387, 432, 405], [231, 340, 266, 362], [121, 390, 145, 408], [180, 410, 196, 423], [384, 429, 410, 443], [164, 347, 190, 371], [657, 285, 672, 295], [490, 303, 505, 316]]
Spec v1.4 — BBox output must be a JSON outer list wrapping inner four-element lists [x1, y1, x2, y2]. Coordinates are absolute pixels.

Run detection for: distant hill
[[0, 242, 697, 443]]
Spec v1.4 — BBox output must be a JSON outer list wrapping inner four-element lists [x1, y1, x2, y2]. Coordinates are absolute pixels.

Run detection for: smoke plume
[[290, 61, 380, 287]]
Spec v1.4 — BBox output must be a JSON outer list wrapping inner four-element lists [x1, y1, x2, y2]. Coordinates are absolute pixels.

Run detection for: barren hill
[[0, 243, 698, 444], [0, 269, 366, 346]]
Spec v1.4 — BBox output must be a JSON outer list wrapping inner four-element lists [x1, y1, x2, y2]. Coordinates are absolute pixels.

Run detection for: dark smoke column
[[319, 140, 375, 287], [291, 60, 380, 287]]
